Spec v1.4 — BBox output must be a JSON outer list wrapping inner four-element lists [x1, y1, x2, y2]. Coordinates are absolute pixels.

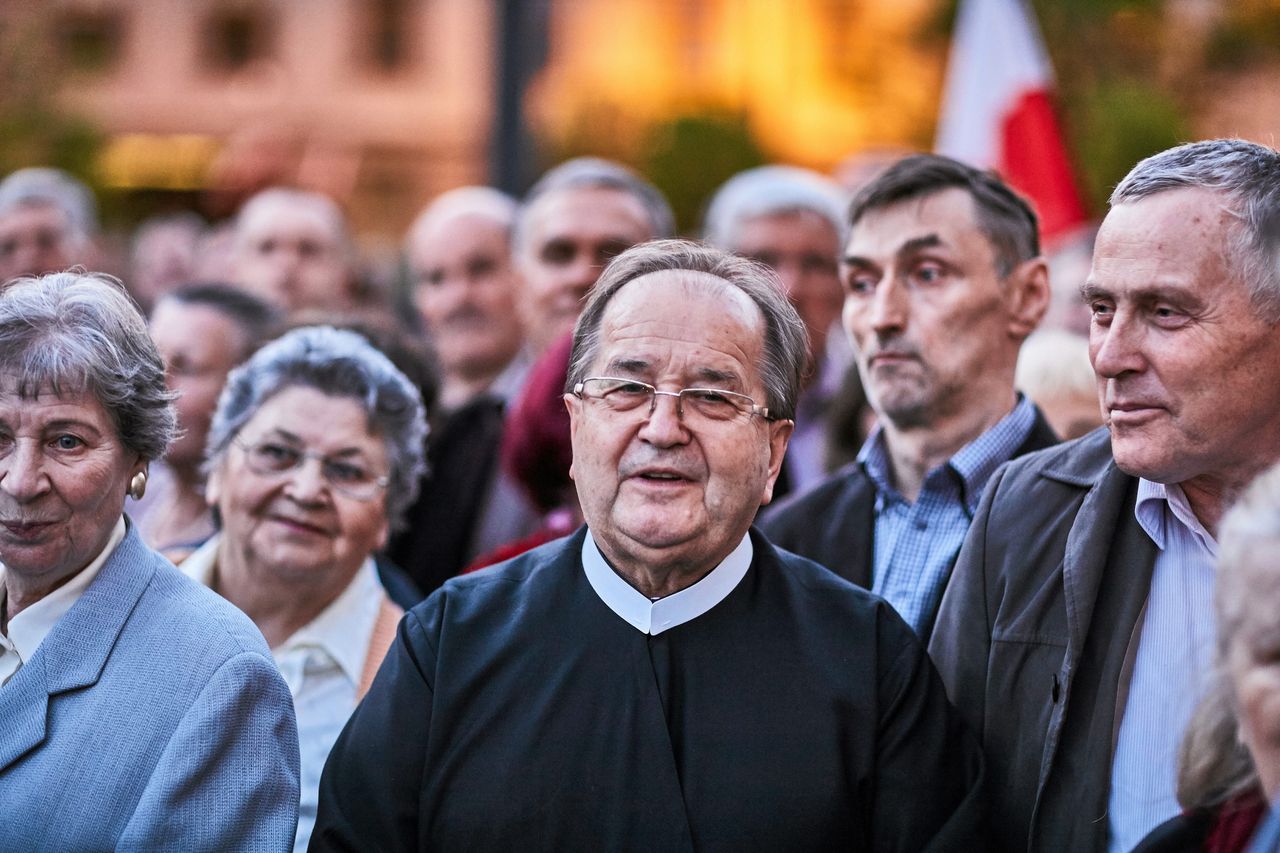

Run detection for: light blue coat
[[0, 522, 300, 851]]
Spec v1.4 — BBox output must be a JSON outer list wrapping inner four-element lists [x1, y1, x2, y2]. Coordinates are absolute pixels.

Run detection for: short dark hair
[[848, 154, 1041, 277], [566, 239, 808, 420], [161, 282, 281, 362]]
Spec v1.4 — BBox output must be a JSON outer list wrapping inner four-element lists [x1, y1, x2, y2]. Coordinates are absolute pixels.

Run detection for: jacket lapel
[[0, 524, 157, 772], [0, 659, 50, 771]]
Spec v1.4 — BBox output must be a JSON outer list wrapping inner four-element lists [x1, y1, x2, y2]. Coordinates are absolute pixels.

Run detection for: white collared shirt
[[182, 536, 384, 853], [1107, 479, 1217, 853], [0, 516, 126, 688], [581, 529, 753, 635]]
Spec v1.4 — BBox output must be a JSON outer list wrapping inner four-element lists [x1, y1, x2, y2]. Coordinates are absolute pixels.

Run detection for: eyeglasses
[[572, 376, 773, 424], [232, 436, 389, 501]]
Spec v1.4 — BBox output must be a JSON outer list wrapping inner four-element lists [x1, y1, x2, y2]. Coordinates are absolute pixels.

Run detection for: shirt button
[[914, 519, 928, 530]]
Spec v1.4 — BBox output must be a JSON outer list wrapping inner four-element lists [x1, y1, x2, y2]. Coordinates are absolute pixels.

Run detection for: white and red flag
[[935, 0, 1088, 245]]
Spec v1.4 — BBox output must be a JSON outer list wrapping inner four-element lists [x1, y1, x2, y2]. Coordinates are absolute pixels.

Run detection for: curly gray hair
[[204, 326, 428, 531], [0, 271, 176, 459]]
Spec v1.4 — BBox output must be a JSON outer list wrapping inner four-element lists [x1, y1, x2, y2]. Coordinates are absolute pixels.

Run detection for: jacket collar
[[0, 521, 158, 772]]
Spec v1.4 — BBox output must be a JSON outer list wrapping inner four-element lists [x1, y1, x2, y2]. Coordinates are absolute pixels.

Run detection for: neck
[[1181, 469, 1263, 539], [438, 371, 499, 412], [211, 546, 350, 649], [880, 389, 1016, 503], [601, 539, 732, 599]]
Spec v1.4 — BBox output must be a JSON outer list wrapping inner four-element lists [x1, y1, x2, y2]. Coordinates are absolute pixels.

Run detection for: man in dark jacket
[[930, 138, 1280, 852], [761, 154, 1056, 639], [312, 240, 984, 852]]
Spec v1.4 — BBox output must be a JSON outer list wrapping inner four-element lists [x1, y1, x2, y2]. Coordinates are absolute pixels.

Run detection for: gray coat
[[0, 521, 300, 851], [929, 428, 1158, 853]]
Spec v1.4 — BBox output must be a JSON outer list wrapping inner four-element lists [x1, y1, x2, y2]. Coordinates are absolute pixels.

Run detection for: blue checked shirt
[[861, 395, 1037, 634]]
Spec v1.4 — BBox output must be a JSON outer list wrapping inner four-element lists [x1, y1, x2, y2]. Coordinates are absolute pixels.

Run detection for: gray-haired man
[[931, 138, 1280, 852]]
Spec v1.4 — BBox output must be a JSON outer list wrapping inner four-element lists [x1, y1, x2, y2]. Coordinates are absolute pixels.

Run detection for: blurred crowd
[[1, 139, 1278, 852]]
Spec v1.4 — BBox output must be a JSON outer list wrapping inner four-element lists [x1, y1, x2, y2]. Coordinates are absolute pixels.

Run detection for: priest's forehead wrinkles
[[602, 355, 743, 387]]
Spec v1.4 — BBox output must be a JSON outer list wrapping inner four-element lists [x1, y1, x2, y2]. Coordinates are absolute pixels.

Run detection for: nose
[[638, 391, 690, 448], [1089, 309, 1146, 379], [282, 456, 330, 504], [867, 277, 908, 336], [1, 442, 50, 501], [561, 253, 602, 299]]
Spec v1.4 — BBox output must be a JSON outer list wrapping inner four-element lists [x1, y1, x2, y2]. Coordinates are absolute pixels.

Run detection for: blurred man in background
[[704, 164, 851, 492], [761, 154, 1057, 639], [230, 187, 354, 312], [0, 167, 99, 282], [513, 157, 673, 357], [405, 186, 526, 411]]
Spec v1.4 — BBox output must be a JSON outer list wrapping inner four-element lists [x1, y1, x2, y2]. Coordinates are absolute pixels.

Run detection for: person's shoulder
[[758, 532, 887, 614], [989, 425, 1115, 494], [759, 462, 870, 533], [412, 528, 583, 617], [127, 542, 274, 662]]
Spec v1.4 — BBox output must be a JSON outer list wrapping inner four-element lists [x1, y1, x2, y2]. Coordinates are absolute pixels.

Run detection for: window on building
[[362, 0, 412, 73], [202, 6, 274, 73], [57, 9, 126, 74]]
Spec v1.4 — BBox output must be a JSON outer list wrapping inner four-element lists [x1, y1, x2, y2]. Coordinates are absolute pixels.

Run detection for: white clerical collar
[[581, 529, 752, 636], [0, 515, 126, 664]]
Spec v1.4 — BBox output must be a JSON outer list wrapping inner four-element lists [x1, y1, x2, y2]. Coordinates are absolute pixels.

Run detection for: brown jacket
[[929, 428, 1158, 853]]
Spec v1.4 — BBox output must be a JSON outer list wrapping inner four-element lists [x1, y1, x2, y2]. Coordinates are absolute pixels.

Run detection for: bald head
[[231, 187, 352, 311], [406, 186, 524, 408]]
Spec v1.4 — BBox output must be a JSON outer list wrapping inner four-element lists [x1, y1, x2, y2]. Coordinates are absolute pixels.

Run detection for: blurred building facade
[[26, 0, 495, 241]]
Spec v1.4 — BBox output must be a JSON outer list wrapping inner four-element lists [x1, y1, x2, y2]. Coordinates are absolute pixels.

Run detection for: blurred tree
[[642, 112, 767, 236]]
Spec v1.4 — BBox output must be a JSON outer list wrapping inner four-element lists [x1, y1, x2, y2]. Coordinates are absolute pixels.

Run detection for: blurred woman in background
[[181, 325, 427, 853]]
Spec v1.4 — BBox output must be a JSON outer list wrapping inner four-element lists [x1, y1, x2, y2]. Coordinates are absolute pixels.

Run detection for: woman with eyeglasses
[[180, 325, 427, 853]]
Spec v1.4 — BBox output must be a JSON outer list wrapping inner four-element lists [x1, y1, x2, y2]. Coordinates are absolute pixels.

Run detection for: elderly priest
[[311, 240, 984, 852]]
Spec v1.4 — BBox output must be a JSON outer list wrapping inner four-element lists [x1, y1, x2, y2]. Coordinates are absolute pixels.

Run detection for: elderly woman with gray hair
[[180, 324, 427, 853], [0, 272, 299, 850]]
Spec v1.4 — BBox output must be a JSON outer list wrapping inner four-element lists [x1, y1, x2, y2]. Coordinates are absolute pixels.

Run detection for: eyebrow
[[45, 418, 104, 436], [1079, 281, 1206, 311], [844, 233, 943, 267], [260, 428, 370, 458], [601, 359, 742, 389]]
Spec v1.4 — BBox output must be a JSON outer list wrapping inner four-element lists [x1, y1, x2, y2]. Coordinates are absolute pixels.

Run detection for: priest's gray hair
[[0, 167, 99, 244], [515, 158, 675, 251], [205, 325, 428, 531], [703, 165, 848, 249], [1111, 138, 1280, 324], [567, 239, 808, 421], [0, 271, 176, 460]]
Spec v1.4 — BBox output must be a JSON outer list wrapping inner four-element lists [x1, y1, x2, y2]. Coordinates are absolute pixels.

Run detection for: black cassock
[[312, 527, 984, 852]]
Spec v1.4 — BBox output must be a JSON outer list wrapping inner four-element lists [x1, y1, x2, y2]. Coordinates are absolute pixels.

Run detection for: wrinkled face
[[566, 272, 792, 576], [232, 202, 349, 311], [207, 386, 390, 592], [1085, 188, 1280, 488], [842, 188, 1019, 428], [516, 187, 654, 354], [0, 203, 81, 282], [0, 385, 142, 592], [1226, 570, 1280, 801], [409, 212, 523, 385], [733, 209, 842, 362], [150, 300, 247, 471]]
